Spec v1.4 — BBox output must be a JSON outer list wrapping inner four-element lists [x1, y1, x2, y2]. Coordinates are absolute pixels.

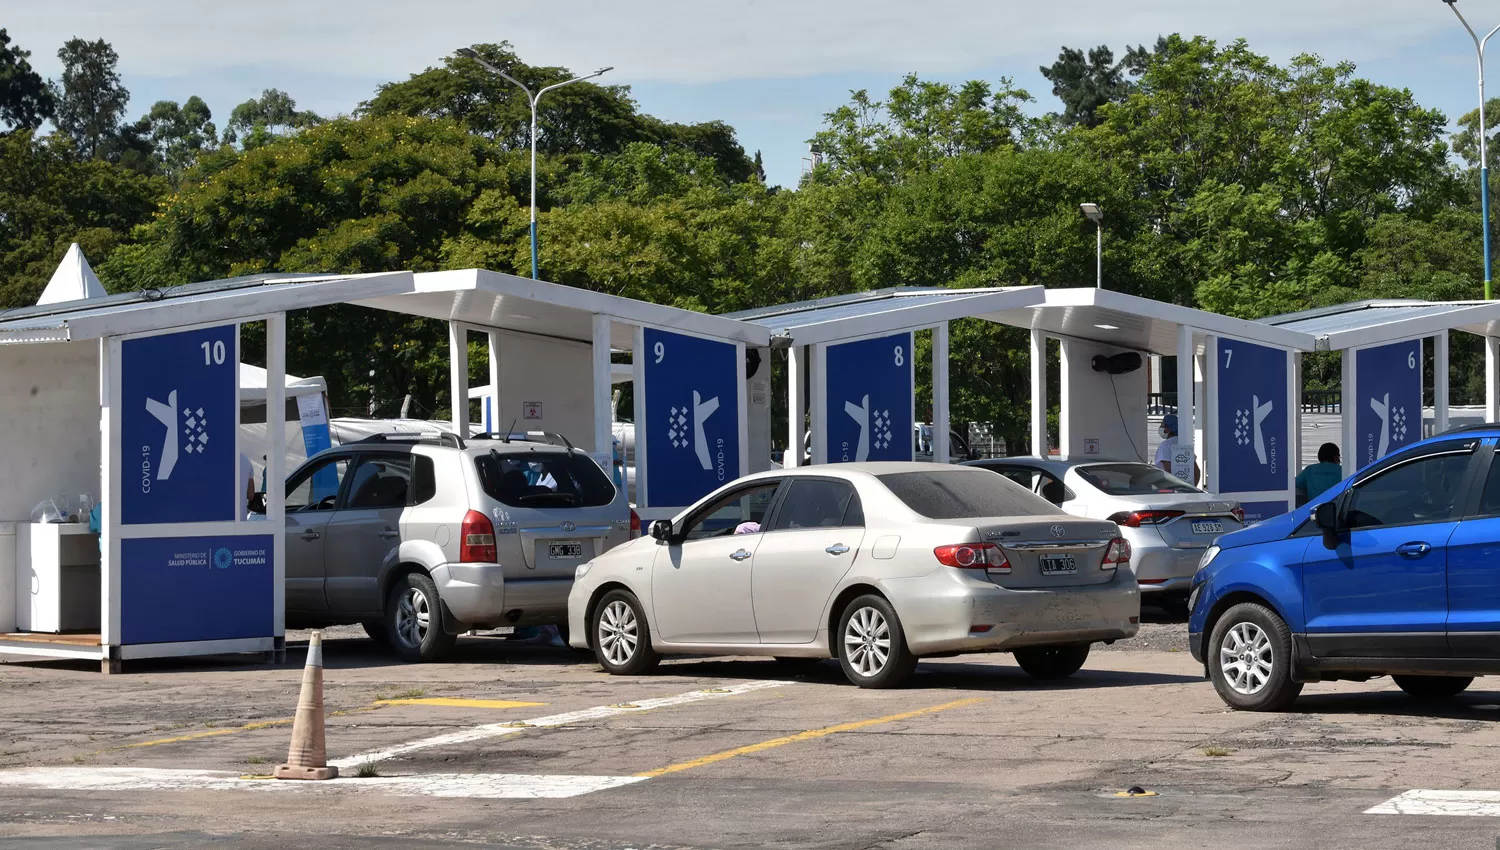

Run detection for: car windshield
[[1075, 463, 1199, 495], [474, 451, 616, 508], [877, 470, 1061, 520]]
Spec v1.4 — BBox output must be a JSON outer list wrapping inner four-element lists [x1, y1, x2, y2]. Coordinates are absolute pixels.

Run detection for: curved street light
[[457, 47, 612, 280], [1443, 0, 1500, 299]]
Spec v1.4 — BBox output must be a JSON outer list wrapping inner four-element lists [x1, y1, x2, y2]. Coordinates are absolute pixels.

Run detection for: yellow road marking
[[104, 704, 381, 753], [634, 696, 987, 778], [376, 698, 546, 710]]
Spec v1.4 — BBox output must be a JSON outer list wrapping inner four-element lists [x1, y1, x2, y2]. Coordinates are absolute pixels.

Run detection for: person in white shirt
[[1154, 414, 1200, 484]]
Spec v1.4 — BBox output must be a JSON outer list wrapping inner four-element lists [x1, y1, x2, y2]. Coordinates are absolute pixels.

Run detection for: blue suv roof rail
[[350, 431, 466, 450]]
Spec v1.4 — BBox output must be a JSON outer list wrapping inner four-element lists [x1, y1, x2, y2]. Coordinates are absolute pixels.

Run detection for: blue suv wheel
[[1207, 602, 1303, 712]]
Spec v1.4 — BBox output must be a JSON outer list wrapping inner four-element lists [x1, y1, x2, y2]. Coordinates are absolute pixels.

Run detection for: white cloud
[[4, 0, 1460, 86]]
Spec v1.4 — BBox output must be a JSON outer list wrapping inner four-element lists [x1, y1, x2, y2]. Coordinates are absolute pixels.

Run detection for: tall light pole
[[1444, 0, 1500, 300], [1080, 203, 1104, 289], [456, 48, 612, 280]]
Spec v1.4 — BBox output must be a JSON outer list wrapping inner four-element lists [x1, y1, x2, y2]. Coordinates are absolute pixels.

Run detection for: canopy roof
[[726, 286, 1045, 345], [0, 272, 416, 345], [1261, 299, 1500, 350], [979, 288, 1316, 354], [356, 269, 767, 348]]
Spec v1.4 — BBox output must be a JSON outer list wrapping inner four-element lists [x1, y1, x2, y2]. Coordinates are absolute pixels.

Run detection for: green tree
[[223, 88, 321, 147], [364, 43, 754, 182], [0, 130, 164, 307], [138, 96, 218, 182], [52, 38, 130, 159], [808, 74, 1044, 183], [0, 28, 53, 132]]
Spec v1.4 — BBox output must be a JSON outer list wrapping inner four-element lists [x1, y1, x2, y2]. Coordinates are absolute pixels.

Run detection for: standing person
[[1154, 414, 1200, 485], [1296, 443, 1343, 507]]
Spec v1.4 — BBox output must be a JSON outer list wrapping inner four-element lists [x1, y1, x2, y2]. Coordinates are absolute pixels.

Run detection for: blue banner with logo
[[121, 325, 238, 525], [1355, 340, 1422, 468], [121, 535, 274, 644], [1215, 339, 1288, 497], [825, 333, 914, 463], [643, 329, 741, 507]]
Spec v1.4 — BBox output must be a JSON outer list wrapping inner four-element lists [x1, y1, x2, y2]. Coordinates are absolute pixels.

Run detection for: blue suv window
[[1346, 446, 1474, 529]]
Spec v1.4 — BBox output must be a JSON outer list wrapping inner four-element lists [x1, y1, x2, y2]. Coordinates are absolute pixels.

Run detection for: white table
[[15, 523, 100, 633]]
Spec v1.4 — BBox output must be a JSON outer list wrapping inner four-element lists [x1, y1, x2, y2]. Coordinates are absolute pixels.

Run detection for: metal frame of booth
[[0, 272, 415, 671]]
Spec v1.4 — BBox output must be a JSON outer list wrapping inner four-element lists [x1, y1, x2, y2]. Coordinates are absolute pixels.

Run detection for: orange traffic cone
[[274, 630, 338, 780]]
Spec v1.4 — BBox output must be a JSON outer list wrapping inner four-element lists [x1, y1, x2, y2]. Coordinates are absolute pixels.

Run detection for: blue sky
[[4, 1, 1491, 187]]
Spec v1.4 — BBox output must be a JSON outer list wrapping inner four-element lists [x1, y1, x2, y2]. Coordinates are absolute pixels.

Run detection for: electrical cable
[[1108, 371, 1148, 463]]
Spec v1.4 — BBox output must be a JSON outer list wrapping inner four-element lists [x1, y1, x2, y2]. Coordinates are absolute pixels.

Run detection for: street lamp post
[[1444, 0, 1500, 300], [456, 48, 612, 280], [1080, 203, 1104, 289]]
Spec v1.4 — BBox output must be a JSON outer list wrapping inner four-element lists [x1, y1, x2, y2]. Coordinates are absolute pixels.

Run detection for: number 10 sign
[[120, 324, 239, 525]]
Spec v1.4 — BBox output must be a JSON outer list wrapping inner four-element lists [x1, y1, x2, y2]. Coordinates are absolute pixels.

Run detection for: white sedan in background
[[963, 458, 1243, 606], [568, 463, 1140, 688]]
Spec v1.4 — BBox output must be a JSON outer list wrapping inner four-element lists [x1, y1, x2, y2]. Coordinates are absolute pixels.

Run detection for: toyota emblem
[[560, 521, 576, 532], [1049, 525, 1066, 539]]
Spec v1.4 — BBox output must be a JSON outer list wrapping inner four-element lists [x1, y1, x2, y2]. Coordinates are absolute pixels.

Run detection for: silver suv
[[276, 431, 634, 661]]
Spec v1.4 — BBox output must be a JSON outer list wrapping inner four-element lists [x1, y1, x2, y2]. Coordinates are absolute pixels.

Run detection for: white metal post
[[787, 345, 805, 468], [1435, 332, 1450, 436], [933, 323, 950, 464], [486, 331, 502, 433], [1199, 335, 1215, 491], [1175, 327, 1194, 477], [811, 344, 829, 465], [737, 342, 750, 479], [101, 337, 122, 650], [1290, 351, 1303, 502], [448, 321, 469, 438], [1342, 351, 1358, 478], [592, 314, 613, 455], [632, 326, 648, 507], [1488, 337, 1500, 423], [1030, 328, 1048, 457], [266, 313, 287, 640]]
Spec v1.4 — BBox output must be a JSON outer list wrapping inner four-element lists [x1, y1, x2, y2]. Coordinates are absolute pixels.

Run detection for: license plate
[[548, 542, 584, 560], [1039, 554, 1077, 575], [492, 626, 515, 636], [1191, 521, 1225, 535]]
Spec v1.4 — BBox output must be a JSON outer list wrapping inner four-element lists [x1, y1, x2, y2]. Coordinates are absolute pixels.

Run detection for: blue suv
[[1189, 427, 1499, 711]]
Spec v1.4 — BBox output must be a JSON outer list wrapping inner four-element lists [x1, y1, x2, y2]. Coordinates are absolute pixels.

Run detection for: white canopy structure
[[36, 244, 107, 306]]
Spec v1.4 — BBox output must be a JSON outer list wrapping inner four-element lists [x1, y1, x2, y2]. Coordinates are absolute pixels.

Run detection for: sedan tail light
[[1230, 506, 1245, 523], [629, 508, 641, 539], [934, 542, 1010, 573], [460, 510, 497, 563], [1100, 537, 1131, 570], [1107, 510, 1185, 528]]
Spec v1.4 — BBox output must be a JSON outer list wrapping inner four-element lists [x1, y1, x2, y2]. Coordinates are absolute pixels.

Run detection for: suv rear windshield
[[878, 470, 1061, 520], [1075, 463, 1198, 495], [475, 451, 616, 508]]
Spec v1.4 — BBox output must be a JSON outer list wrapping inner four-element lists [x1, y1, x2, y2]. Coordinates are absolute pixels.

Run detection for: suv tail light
[[934, 542, 1010, 573], [1107, 510, 1185, 528], [629, 508, 641, 539], [1101, 537, 1131, 570], [460, 510, 497, 563], [1230, 506, 1245, 523]]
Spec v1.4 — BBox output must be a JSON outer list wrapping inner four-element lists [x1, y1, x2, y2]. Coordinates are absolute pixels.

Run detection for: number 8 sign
[[824, 332, 914, 464]]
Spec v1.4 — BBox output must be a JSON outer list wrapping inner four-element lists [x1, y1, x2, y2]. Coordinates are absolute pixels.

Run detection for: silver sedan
[[567, 463, 1140, 688]]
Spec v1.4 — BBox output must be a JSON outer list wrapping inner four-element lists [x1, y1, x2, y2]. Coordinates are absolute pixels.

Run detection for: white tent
[[37, 244, 107, 305], [238, 363, 326, 403]]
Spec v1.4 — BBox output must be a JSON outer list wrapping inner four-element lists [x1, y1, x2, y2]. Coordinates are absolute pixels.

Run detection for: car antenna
[[501, 419, 518, 443]]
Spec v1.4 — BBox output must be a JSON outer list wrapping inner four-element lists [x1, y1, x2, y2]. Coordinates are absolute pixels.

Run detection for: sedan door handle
[[826, 543, 850, 555], [1396, 542, 1432, 559], [299, 530, 321, 541], [729, 549, 753, 562], [378, 530, 400, 539]]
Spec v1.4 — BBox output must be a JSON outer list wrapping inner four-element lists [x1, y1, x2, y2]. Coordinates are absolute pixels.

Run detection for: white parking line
[[329, 679, 796, 769], [0, 767, 644, 799], [1367, 790, 1500, 816]]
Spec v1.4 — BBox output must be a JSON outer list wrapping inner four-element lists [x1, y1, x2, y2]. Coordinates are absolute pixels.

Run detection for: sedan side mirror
[[1313, 501, 1340, 532], [649, 519, 674, 542]]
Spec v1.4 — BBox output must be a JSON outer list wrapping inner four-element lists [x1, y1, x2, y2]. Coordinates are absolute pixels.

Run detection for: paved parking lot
[[4, 616, 1500, 849]]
